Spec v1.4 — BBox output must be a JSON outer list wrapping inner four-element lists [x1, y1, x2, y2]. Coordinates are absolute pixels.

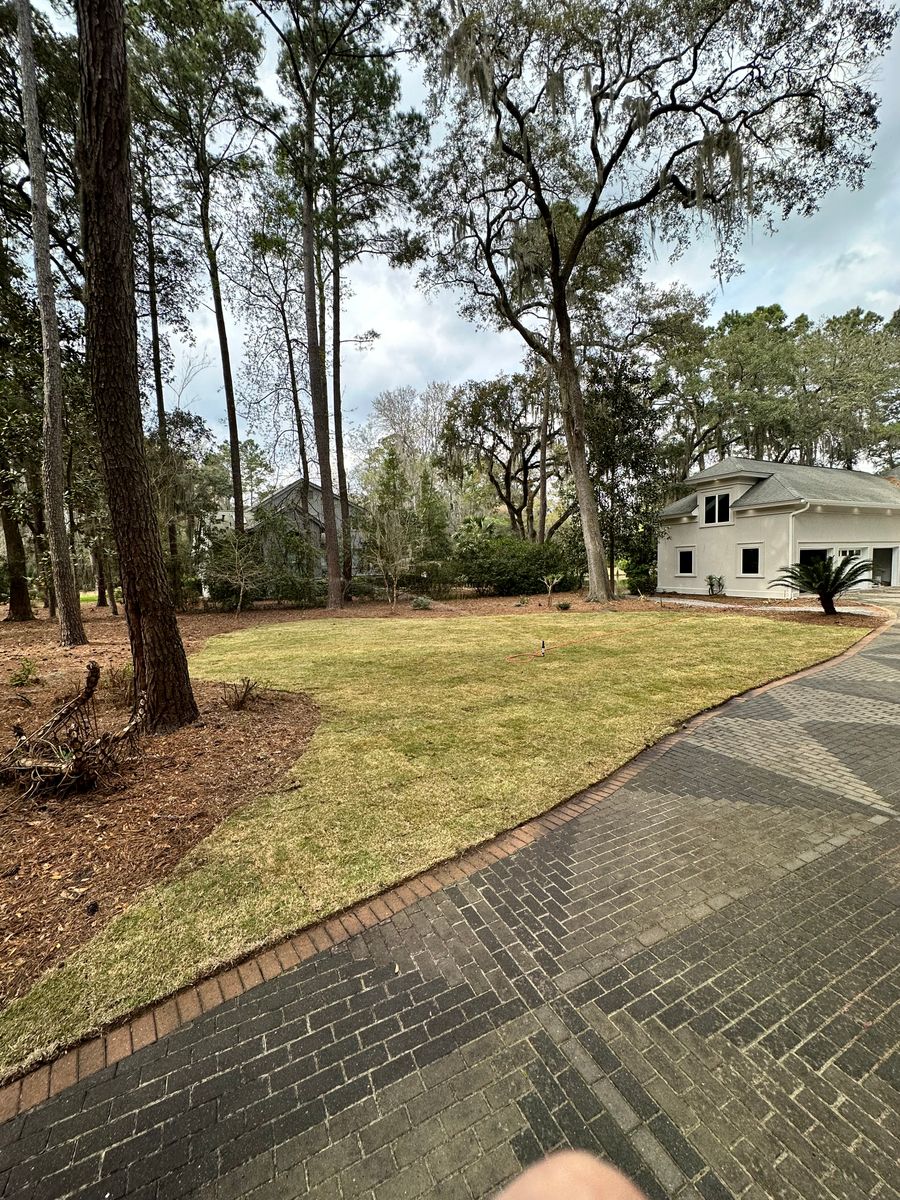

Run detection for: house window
[[676, 547, 695, 576], [739, 546, 761, 576], [839, 548, 864, 558], [703, 493, 731, 524]]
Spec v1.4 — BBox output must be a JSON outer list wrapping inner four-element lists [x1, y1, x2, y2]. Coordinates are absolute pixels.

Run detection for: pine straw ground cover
[[0, 606, 872, 1079], [0, 681, 317, 1007]]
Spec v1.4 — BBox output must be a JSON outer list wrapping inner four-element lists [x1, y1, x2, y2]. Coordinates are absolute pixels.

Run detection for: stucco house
[[657, 458, 900, 598]]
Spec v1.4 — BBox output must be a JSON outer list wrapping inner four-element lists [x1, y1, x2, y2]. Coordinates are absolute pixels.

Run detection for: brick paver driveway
[[2, 628, 899, 1200]]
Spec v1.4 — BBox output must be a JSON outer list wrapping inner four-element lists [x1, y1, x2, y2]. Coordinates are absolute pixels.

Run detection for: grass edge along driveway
[[0, 611, 865, 1079]]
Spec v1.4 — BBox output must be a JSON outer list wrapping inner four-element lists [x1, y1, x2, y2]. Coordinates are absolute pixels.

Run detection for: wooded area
[[1, 0, 897, 723]]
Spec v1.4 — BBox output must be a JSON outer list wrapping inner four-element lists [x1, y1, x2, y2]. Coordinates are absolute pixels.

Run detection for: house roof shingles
[[660, 457, 900, 519]]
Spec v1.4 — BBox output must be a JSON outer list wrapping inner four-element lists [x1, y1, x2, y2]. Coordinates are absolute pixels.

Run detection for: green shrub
[[180, 577, 204, 608], [455, 536, 574, 596], [557, 600, 572, 611], [268, 566, 317, 607], [206, 574, 256, 610], [204, 530, 267, 611], [706, 574, 725, 596], [411, 595, 432, 610], [555, 520, 588, 587], [623, 558, 657, 595], [348, 576, 379, 599], [399, 560, 458, 600]]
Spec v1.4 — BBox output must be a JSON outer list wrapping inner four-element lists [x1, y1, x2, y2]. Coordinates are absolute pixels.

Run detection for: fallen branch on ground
[[0, 661, 146, 801]]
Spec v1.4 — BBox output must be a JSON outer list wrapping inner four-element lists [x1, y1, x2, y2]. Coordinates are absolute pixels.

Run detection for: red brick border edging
[[0, 616, 893, 1123]]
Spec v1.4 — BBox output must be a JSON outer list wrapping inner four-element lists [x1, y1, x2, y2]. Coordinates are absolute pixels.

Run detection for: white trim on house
[[736, 543, 764, 578], [675, 545, 696, 577], [700, 491, 734, 527]]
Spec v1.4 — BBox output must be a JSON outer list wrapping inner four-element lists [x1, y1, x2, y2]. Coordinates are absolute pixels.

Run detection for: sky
[[173, 36, 900, 480]]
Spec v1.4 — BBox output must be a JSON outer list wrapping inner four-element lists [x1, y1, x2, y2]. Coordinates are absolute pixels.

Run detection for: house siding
[[795, 510, 900, 587], [251, 481, 366, 578], [657, 502, 794, 598], [658, 502, 900, 596], [656, 460, 900, 598]]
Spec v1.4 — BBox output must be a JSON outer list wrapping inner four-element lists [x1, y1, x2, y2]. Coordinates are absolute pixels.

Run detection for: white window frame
[[837, 547, 866, 559], [737, 543, 764, 578], [701, 491, 732, 526], [871, 544, 899, 587], [675, 546, 696, 577]]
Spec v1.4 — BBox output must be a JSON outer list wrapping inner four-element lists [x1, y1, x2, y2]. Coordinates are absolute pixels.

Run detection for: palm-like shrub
[[770, 555, 873, 615]]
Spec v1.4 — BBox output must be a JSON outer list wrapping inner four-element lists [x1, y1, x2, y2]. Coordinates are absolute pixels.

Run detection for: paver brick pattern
[[1, 628, 899, 1200]]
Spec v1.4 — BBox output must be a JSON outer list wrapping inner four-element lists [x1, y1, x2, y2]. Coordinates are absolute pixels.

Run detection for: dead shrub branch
[[0, 661, 146, 802]]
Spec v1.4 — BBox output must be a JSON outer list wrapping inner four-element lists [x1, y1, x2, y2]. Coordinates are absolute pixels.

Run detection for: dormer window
[[703, 492, 731, 524]]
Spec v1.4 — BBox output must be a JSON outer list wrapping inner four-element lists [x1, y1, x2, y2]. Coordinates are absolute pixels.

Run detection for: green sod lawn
[[0, 610, 865, 1077]]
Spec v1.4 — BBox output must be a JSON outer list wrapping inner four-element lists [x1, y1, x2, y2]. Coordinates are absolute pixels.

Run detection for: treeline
[[1, 0, 896, 728], [1, 0, 424, 632], [357, 300, 900, 597]]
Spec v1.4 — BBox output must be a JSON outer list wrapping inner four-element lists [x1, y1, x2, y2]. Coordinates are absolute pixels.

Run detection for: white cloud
[[340, 260, 521, 410], [174, 38, 900, 445]]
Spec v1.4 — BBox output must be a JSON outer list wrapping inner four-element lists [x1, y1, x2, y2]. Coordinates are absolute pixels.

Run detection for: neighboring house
[[251, 479, 365, 575], [657, 458, 900, 598], [213, 505, 236, 532]]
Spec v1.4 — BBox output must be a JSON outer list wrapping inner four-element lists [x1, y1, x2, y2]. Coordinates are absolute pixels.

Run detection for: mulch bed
[[654, 590, 875, 609], [0, 595, 884, 1008], [0, 608, 318, 1007]]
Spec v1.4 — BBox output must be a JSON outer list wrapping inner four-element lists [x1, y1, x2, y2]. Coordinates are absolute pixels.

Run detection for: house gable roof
[[660, 457, 900, 519], [659, 493, 698, 518], [730, 475, 799, 509], [255, 477, 364, 516]]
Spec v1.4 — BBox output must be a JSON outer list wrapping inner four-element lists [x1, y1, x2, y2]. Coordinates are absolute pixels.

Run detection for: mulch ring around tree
[[0, 669, 318, 1008]]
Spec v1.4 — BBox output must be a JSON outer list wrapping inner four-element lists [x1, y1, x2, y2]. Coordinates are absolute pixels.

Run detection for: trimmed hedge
[[456, 536, 575, 596]]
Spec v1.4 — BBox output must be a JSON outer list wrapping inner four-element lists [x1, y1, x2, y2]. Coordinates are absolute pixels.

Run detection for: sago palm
[[770, 555, 873, 615]]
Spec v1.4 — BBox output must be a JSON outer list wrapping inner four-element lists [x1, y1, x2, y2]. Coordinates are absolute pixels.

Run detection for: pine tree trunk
[[299, 25, 341, 610], [28, 480, 54, 615], [200, 188, 244, 534], [556, 309, 612, 601], [16, 0, 88, 647], [143, 173, 182, 603], [0, 482, 34, 621], [330, 204, 352, 588], [66, 441, 77, 560], [93, 541, 107, 606], [75, 0, 198, 731], [316, 240, 328, 404], [280, 305, 311, 525], [108, 557, 119, 616]]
